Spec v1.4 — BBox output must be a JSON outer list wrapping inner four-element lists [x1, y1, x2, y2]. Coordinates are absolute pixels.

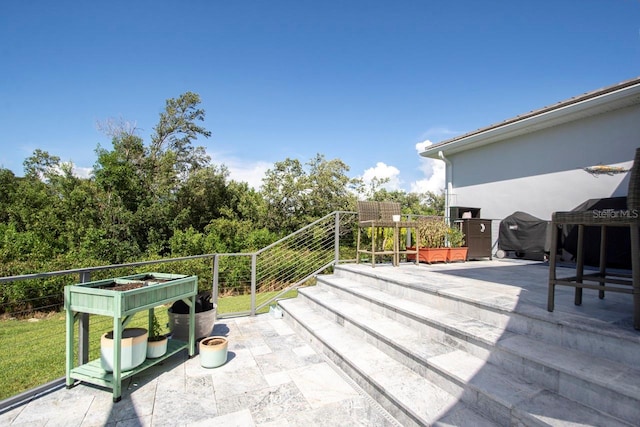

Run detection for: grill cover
[[562, 197, 631, 269], [499, 211, 551, 253]]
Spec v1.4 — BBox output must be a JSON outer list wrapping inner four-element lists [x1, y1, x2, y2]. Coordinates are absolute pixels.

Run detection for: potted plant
[[407, 217, 450, 264], [100, 327, 148, 372], [146, 312, 169, 358], [168, 291, 217, 342], [446, 225, 468, 262], [199, 336, 228, 368]]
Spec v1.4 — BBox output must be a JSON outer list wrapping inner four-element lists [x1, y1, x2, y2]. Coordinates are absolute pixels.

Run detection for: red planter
[[407, 247, 468, 264], [447, 247, 468, 263], [407, 247, 449, 264]]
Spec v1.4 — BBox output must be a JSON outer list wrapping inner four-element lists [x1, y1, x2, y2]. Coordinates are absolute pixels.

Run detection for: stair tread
[[429, 350, 543, 407], [317, 276, 640, 400], [319, 276, 514, 344], [499, 334, 640, 398], [299, 287, 546, 408], [516, 390, 633, 427], [430, 351, 632, 426], [335, 264, 640, 344], [280, 297, 496, 425], [285, 290, 633, 426], [306, 286, 455, 359]]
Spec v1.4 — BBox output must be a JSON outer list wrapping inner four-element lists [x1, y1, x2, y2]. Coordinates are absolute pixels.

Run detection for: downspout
[[438, 150, 452, 224]]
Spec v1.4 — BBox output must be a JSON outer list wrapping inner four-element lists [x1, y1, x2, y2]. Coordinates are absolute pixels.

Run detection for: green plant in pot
[[408, 217, 450, 264], [417, 218, 449, 248], [147, 312, 168, 359], [447, 225, 465, 247], [446, 225, 468, 262]]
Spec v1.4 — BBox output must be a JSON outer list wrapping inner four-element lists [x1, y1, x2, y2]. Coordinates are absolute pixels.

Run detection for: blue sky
[[1, 1, 639, 193]]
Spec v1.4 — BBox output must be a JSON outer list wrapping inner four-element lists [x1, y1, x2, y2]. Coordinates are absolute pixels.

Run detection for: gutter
[[438, 150, 452, 222], [420, 76, 640, 159]]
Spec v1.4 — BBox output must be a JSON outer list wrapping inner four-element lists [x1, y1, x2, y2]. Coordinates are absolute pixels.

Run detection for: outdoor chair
[[547, 147, 640, 330], [379, 201, 420, 266], [356, 201, 419, 267]]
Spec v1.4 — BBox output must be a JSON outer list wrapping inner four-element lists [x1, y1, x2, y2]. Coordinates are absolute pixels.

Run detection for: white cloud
[[362, 162, 402, 191], [226, 160, 272, 189], [73, 166, 93, 179], [410, 139, 446, 194], [72, 157, 270, 188], [210, 150, 272, 189], [419, 126, 460, 143]]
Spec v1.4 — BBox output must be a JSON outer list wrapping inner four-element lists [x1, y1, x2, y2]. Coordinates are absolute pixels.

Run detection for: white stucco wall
[[448, 102, 639, 223]]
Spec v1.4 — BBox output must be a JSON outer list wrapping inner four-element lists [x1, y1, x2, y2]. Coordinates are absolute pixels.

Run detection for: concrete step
[[278, 296, 499, 427], [332, 264, 640, 367], [288, 285, 634, 426]]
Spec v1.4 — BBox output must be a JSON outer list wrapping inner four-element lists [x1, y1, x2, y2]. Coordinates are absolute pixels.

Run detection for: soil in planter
[[97, 282, 145, 292], [96, 276, 175, 291], [201, 337, 226, 347], [135, 275, 174, 286]]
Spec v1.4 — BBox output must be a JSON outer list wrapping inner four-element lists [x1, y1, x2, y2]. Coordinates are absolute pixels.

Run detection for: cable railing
[[0, 211, 358, 410]]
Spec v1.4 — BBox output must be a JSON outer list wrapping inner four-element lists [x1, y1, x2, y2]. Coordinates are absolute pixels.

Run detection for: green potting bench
[[64, 273, 198, 402]]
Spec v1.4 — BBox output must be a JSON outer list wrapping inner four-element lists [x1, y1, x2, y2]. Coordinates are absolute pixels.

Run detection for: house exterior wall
[[446, 103, 639, 251]]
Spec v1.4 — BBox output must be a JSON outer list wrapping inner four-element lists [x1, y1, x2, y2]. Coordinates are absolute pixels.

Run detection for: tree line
[[0, 92, 443, 277]]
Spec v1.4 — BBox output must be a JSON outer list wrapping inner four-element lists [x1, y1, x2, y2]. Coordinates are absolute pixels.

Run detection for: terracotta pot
[[447, 247, 468, 263], [407, 247, 449, 264], [199, 336, 228, 368]]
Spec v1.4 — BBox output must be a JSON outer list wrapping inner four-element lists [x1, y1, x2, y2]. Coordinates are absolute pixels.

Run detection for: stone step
[[332, 264, 640, 367], [310, 276, 640, 425], [278, 296, 499, 427], [290, 285, 634, 426]]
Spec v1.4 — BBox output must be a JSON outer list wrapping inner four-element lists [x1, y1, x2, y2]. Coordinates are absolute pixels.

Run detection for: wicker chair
[[356, 201, 419, 267], [547, 148, 640, 330], [379, 202, 419, 266]]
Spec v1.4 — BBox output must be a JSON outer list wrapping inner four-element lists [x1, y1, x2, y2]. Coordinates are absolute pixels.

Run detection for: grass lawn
[[0, 290, 297, 401]]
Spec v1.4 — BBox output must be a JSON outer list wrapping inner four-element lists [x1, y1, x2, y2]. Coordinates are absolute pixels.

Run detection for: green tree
[[173, 165, 230, 232], [91, 92, 213, 258], [369, 188, 445, 216], [150, 91, 211, 189], [260, 154, 360, 234], [0, 168, 18, 223], [23, 149, 61, 181], [93, 132, 146, 212], [306, 154, 359, 218], [260, 158, 307, 233]]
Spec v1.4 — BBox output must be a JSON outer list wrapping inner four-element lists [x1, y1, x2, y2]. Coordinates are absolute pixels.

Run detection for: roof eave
[[420, 79, 640, 159]]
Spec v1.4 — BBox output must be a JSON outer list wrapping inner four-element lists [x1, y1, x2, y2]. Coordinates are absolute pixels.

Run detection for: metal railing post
[[334, 211, 340, 264], [78, 271, 91, 366], [212, 255, 219, 308], [250, 253, 257, 316]]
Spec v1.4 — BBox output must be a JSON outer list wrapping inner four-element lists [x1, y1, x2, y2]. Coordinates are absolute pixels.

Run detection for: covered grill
[[498, 211, 551, 259]]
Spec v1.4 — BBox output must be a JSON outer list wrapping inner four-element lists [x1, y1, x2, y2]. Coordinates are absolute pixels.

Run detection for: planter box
[[65, 272, 198, 402], [407, 247, 469, 264], [447, 247, 468, 263], [65, 273, 198, 317], [407, 247, 449, 264]]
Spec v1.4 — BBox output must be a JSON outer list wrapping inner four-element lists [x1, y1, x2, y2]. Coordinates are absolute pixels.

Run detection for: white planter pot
[[199, 336, 228, 368], [146, 337, 168, 358], [100, 327, 148, 372]]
